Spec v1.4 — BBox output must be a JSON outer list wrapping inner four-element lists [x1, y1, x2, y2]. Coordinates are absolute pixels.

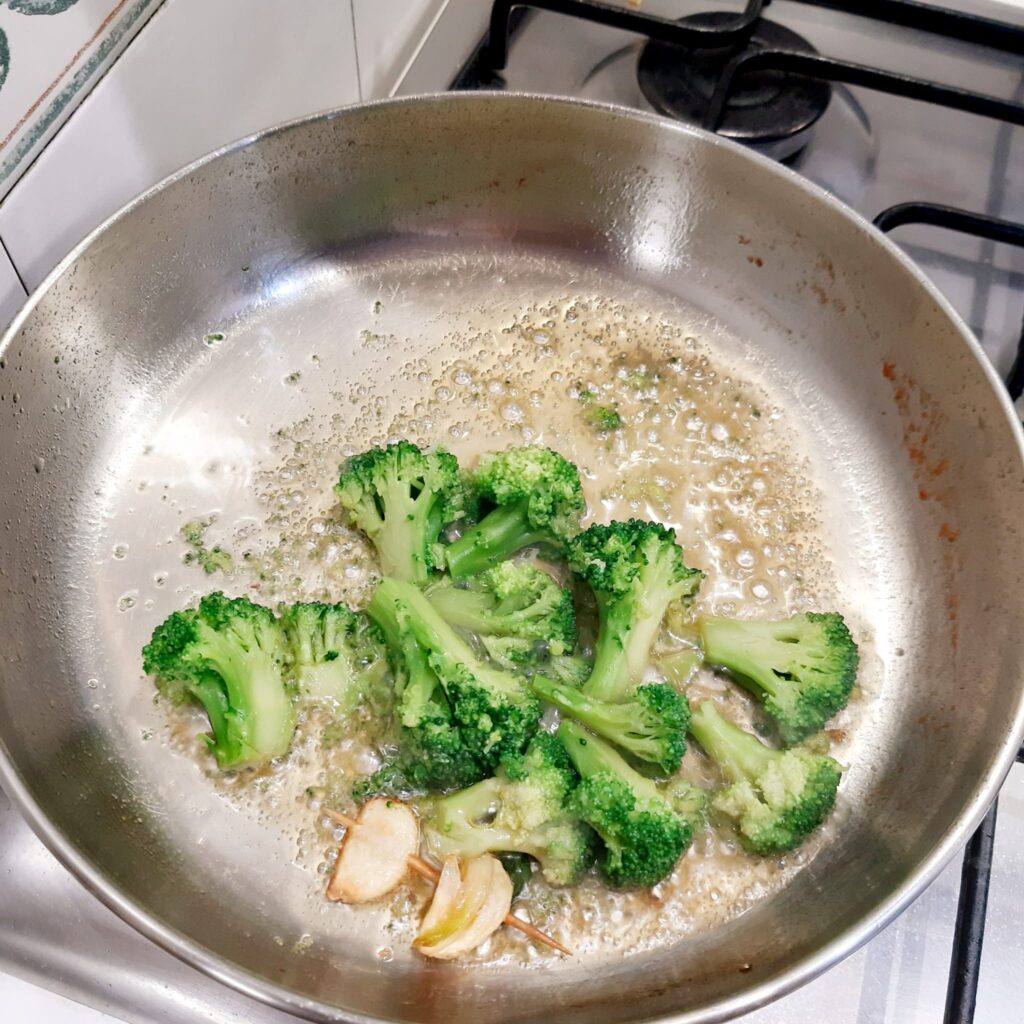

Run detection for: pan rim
[[0, 91, 1022, 1024]]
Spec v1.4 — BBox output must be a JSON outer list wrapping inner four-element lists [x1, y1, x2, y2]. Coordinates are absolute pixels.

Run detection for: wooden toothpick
[[323, 807, 572, 955]]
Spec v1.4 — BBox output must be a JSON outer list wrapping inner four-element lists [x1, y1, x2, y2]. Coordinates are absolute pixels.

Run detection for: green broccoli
[[142, 592, 295, 769], [582, 405, 622, 433], [368, 577, 541, 774], [180, 517, 234, 575], [699, 612, 859, 744], [334, 441, 473, 584], [279, 601, 387, 709], [357, 591, 486, 796], [427, 732, 598, 885], [567, 519, 703, 702], [532, 677, 689, 775], [425, 561, 576, 672], [689, 701, 842, 855], [558, 719, 698, 887], [547, 654, 592, 687], [444, 446, 585, 578]]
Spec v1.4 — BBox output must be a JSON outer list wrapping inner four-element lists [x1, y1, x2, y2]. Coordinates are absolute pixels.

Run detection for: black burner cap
[[637, 13, 831, 151]]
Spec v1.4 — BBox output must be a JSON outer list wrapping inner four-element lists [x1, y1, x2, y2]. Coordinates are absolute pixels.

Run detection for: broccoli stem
[[558, 719, 660, 803], [435, 776, 504, 827], [581, 598, 635, 701], [625, 556, 687, 682], [371, 578, 524, 699], [367, 585, 442, 727], [191, 674, 233, 758], [377, 476, 439, 583], [445, 499, 548, 578], [533, 676, 631, 740], [425, 586, 497, 633], [688, 702, 774, 781], [698, 617, 785, 699], [199, 626, 294, 760]]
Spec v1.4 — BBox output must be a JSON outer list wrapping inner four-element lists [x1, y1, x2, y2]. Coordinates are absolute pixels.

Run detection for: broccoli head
[[532, 677, 689, 775], [689, 701, 842, 855], [427, 731, 598, 885], [425, 560, 577, 672], [558, 719, 695, 888], [567, 519, 703, 702], [444, 446, 585, 578], [142, 592, 295, 769], [334, 441, 473, 584], [279, 600, 387, 710], [368, 577, 541, 775], [699, 612, 859, 744]]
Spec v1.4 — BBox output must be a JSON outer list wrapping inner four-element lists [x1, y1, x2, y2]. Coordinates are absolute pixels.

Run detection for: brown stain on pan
[[882, 360, 962, 652]]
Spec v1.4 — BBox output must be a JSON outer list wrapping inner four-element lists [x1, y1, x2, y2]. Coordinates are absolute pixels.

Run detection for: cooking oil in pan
[[96, 260, 872, 968]]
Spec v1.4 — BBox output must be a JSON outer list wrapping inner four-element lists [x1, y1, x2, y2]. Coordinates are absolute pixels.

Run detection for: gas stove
[[432, 0, 1024, 390], [2, 3, 1023, 1023]]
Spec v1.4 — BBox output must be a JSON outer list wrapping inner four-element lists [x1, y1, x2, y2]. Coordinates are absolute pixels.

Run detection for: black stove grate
[[453, 4, 1024, 1022]]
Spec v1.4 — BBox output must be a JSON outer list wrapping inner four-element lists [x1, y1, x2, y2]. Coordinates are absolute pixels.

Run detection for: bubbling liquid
[[152, 290, 863, 966]]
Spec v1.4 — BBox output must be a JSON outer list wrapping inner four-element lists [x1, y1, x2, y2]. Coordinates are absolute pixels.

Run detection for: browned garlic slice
[[414, 854, 513, 959], [326, 798, 419, 903]]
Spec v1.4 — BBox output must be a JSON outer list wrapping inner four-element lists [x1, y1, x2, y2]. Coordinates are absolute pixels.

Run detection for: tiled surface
[[0, 240, 26, 328], [393, 0, 491, 96], [0, 0, 360, 292], [0, 0, 164, 202], [352, 0, 444, 100]]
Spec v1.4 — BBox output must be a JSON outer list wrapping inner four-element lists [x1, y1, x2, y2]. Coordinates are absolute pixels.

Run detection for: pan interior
[[0, 96, 1021, 1024]]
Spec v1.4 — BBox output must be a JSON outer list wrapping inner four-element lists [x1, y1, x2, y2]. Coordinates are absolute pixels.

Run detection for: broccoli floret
[[699, 612, 859, 744], [425, 561, 577, 672], [444, 446, 585, 578], [558, 719, 695, 887], [334, 441, 473, 584], [567, 519, 703, 702], [279, 601, 387, 710], [352, 691, 486, 799], [354, 700, 486, 798], [368, 578, 541, 774], [689, 701, 842, 855], [583, 405, 622, 433], [180, 516, 234, 575], [547, 654, 592, 688], [427, 732, 598, 885], [533, 677, 689, 775], [360, 588, 486, 795], [142, 592, 295, 769]]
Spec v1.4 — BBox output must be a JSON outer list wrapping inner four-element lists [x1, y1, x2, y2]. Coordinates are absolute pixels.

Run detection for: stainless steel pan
[[0, 94, 1022, 1024]]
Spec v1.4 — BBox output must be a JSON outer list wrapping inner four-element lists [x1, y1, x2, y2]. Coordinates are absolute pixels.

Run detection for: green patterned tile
[[0, 0, 164, 200]]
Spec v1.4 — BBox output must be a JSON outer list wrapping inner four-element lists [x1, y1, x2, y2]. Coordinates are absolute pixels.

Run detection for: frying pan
[[0, 94, 1022, 1024]]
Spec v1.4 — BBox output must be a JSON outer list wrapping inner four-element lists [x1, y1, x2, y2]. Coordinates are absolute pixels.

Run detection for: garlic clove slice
[[416, 855, 513, 959], [327, 798, 418, 904]]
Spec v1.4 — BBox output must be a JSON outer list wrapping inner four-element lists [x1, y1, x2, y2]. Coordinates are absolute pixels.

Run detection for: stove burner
[[637, 13, 831, 160]]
